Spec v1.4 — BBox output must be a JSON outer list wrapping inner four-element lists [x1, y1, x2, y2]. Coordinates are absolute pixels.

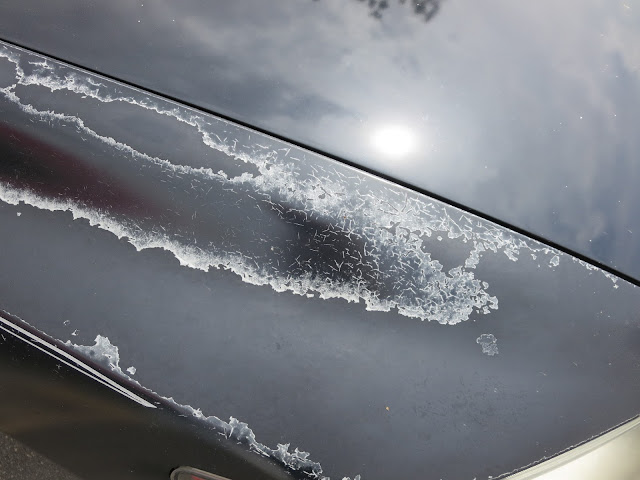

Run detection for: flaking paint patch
[[0, 41, 620, 328], [65, 335, 127, 376], [64, 335, 361, 480], [476, 333, 499, 356], [0, 312, 155, 408]]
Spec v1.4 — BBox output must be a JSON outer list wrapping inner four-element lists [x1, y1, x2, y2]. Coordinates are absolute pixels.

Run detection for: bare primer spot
[[476, 334, 499, 356]]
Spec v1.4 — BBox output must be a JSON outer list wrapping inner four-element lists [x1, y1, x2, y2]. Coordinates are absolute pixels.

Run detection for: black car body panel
[[1, 41, 639, 480], [0, 0, 639, 279], [0, 313, 293, 480]]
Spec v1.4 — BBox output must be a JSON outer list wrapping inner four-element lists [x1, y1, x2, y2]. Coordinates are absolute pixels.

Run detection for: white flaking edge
[[0, 310, 360, 479], [0, 313, 155, 408], [64, 335, 361, 480]]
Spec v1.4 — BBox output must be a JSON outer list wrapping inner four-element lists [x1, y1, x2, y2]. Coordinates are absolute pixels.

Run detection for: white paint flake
[[126, 366, 137, 375], [66, 335, 126, 375], [476, 334, 499, 356]]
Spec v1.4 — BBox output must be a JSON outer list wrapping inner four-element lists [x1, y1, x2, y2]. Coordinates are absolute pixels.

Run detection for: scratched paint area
[[0, 41, 617, 328]]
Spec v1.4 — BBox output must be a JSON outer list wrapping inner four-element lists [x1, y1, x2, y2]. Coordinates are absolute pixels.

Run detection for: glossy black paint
[[1, 43, 640, 480], [0, 0, 639, 280]]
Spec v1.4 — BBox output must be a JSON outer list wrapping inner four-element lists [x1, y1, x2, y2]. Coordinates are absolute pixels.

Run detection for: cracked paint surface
[[0, 41, 612, 329]]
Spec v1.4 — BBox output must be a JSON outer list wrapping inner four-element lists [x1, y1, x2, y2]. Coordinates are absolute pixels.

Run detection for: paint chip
[[476, 333, 499, 356]]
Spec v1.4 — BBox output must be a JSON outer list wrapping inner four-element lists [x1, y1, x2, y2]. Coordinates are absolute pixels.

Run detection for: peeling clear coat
[[0, 42, 618, 328]]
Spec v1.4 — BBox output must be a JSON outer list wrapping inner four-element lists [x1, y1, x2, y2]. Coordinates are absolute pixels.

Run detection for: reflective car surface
[[0, 2, 639, 480]]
